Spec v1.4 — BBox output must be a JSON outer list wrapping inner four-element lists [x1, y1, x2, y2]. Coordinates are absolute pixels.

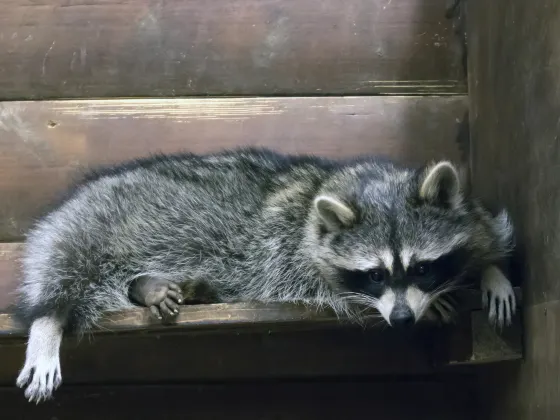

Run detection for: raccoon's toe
[[130, 275, 184, 320], [17, 357, 61, 404], [486, 289, 516, 328], [481, 265, 516, 328], [149, 295, 182, 320]]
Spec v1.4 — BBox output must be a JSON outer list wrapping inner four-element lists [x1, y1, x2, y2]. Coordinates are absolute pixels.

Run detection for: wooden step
[[0, 236, 522, 385], [0, 0, 465, 99], [0, 96, 467, 241], [0, 301, 522, 387], [0, 381, 477, 420]]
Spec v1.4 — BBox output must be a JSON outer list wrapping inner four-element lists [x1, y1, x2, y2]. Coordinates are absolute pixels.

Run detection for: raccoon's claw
[[481, 265, 516, 328], [149, 295, 182, 320], [16, 355, 62, 404], [129, 275, 184, 320]]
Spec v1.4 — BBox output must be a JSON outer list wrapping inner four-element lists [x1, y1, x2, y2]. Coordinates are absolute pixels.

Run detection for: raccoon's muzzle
[[389, 305, 415, 328]]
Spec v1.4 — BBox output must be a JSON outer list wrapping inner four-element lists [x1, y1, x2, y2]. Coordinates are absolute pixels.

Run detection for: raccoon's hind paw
[[129, 275, 184, 320], [16, 354, 62, 404], [481, 265, 516, 328]]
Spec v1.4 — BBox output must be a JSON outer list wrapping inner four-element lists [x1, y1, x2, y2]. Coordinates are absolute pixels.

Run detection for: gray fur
[[15, 148, 516, 402]]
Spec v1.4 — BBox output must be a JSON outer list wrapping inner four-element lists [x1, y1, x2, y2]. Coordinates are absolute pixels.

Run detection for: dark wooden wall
[[0, 0, 476, 418], [467, 0, 560, 418]]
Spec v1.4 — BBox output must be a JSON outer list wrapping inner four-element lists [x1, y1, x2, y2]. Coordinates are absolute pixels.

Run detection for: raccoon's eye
[[411, 262, 431, 277], [368, 269, 385, 283]]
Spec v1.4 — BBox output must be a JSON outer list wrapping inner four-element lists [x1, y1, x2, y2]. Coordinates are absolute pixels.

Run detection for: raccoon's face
[[311, 161, 497, 327]]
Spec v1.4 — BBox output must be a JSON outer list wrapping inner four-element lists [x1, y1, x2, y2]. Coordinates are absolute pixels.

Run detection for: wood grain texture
[[0, 96, 467, 241], [467, 0, 560, 417], [0, 0, 465, 99], [0, 380, 476, 420]]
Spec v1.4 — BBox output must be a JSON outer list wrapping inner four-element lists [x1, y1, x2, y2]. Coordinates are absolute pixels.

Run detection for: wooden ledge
[[0, 288, 523, 385], [0, 288, 522, 338]]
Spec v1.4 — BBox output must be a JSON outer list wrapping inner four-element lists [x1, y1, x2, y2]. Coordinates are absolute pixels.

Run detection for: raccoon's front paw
[[129, 275, 184, 320], [481, 265, 516, 328], [16, 354, 62, 403], [430, 295, 457, 324]]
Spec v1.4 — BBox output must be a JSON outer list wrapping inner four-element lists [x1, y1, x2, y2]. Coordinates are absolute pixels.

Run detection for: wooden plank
[[437, 309, 523, 366], [0, 380, 476, 420], [0, 242, 521, 324], [467, 0, 559, 417], [0, 96, 467, 241], [0, 289, 522, 337], [0, 0, 465, 99], [0, 327, 440, 385], [476, 301, 558, 420]]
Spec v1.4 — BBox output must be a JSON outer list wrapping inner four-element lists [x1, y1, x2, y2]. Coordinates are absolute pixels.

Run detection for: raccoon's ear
[[314, 195, 356, 231], [418, 161, 462, 209]]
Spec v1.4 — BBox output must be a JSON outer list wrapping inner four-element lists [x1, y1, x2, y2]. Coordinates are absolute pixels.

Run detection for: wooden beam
[[467, 0, 560, 416], [0, 325, 441, 384], [0, 381, 477, 420], [0, 239, 522, 383], [0, 288, 522, 338], [0, 0, 465, 99], [0, 96, 467, 241]]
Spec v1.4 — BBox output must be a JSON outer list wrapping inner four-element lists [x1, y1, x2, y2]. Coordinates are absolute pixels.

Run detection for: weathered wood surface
[[0, 308, 522, 387], [0, 0, 465, 99], [0, 286, 520, 338], [467, 0, 560, 417], [0, 237, 520, 321], [0, 381, 476, 420], [0, 301, 352, 337], [0, 96, 467, 241]]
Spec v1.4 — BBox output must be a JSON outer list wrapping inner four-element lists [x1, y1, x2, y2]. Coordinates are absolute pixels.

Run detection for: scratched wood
[[0, 96, 467, 241], [0, 381, 476, 420], [0, 0, 464, 99]]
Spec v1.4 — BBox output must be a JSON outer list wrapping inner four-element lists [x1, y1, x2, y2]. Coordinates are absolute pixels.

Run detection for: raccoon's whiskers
[[339, 292, 379, 307], [424, 279, 465, 321], [337, 292, 382, 323]]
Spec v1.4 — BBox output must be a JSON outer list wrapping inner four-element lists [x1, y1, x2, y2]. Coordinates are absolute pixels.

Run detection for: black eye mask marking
[[408, 246, 471, 291], [337, 267, 388, 296]]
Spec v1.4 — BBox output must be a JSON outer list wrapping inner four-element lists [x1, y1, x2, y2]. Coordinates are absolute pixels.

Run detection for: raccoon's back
[[24, 149, 332, 280]]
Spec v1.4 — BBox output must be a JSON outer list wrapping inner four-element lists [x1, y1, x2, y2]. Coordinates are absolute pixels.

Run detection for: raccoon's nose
[[389, 307, 415, 328]]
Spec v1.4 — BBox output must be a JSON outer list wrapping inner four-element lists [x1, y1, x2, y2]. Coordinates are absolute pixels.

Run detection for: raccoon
[[15, 148, 516, 403]]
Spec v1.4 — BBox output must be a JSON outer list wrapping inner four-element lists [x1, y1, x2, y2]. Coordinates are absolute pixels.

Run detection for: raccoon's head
[[308, 160, 513, 327]]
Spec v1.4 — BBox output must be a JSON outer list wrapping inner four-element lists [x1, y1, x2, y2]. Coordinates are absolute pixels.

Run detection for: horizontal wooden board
[[0, 242, 522, 333], [0, 326, 441, 385], [0, 96, 467, 241], [0, 0, 465, 99], [0, 380, 476, 420]]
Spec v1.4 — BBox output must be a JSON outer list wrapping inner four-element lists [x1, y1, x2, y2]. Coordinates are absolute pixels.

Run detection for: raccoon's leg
[[129, 275, 184, 319], [16, 315, 65, 403], [481, 265, 516, 327]]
